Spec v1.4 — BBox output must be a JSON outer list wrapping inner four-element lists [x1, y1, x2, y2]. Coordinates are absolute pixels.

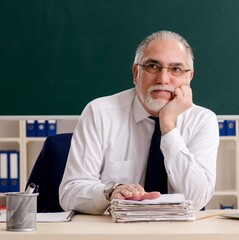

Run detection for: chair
[[26, 133, 73, 213]]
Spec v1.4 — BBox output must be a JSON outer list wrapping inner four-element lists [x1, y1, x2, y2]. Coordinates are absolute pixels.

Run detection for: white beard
[[145, 95, 167, 113], [139, 84, 173, 113]]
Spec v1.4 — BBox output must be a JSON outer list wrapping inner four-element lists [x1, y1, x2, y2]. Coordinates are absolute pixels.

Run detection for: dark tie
[[144, 117, 168, 193]]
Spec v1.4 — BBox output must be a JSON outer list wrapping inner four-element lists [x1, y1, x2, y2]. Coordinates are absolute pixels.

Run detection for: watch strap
[[104, 182, 122, 201]]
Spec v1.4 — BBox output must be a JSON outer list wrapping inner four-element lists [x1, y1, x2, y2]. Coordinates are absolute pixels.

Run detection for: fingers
[[181, 85, 192, 98], [173, 85, 193, 110], [159, 84, 193, 135], [111, 184, 145, 200], [174, 85, 192, 98], [139, 191, 160, 200], [126, 191, 160, 201], [110, 183, 161, 201]]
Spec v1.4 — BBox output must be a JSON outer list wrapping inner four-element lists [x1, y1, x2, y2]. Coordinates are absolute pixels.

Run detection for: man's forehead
[[145, 39, 187, 55], [140, 40, 189, 66]]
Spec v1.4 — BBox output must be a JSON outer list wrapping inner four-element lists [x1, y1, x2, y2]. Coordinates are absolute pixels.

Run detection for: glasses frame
[[136, 63, 191, 76]]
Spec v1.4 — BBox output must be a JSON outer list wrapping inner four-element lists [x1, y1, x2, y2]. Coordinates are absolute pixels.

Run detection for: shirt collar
[[132, 94, 151, 123]]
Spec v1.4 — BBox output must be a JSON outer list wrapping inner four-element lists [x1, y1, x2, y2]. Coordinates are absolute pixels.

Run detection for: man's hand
[[110, 183, 160, 201], [159, 85, 193, 135]]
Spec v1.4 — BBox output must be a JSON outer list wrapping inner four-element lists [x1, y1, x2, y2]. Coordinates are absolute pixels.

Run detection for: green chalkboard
[[1, 0, 239, 115]]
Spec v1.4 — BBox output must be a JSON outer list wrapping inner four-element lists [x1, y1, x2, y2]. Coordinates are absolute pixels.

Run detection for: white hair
[[134, 30, 194, 68]]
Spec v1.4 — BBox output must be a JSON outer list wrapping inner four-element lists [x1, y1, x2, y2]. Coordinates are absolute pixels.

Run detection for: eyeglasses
[[136, 63, 191, 76]]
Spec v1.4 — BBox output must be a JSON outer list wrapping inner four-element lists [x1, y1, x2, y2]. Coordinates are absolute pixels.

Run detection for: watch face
[[104, 182, 122, 201], [104, 182, 115, 191]]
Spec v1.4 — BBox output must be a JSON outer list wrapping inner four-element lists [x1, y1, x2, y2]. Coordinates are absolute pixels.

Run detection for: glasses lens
[[169, 67, 183, 76], [139, 63, 189, 76], [145, 63, 159, 74]]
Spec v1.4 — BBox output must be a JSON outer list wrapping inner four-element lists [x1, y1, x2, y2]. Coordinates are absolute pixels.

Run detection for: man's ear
[[187, 70, 194, 85], [132, 64, 138, 85]]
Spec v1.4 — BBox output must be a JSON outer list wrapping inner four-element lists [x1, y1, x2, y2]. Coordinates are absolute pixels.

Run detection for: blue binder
[[8, 151, 20, 192], [0, 151, 9, 192], [218, 120, 226, 136], [225, 120, 236, 136], [47, 120, 57, 136], [220, 203, 234, 209], [36, 120, 47, 137], [26, 120, 36, 137]]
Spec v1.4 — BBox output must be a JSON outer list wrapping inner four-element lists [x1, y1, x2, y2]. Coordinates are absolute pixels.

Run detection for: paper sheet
[[0, 210, 74, 223], [37, 211, 75, 222]]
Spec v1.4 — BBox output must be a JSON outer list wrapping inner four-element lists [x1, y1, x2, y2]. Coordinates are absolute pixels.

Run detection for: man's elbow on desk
[[59, 182, 110, 215]]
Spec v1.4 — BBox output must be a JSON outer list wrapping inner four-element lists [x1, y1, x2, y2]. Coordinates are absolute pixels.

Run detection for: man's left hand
[[110, 183, 160, 201]]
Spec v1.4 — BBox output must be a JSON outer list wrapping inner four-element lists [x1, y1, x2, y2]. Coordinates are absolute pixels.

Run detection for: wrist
[[103, 182, 122, 201], [160, 120, 176, 135]]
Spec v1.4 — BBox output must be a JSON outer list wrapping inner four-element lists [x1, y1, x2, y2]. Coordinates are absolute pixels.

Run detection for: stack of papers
[[109, 193, 196, 223]]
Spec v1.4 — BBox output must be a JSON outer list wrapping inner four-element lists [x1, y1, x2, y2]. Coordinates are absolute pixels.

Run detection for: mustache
[[147, 85, 174, 94]]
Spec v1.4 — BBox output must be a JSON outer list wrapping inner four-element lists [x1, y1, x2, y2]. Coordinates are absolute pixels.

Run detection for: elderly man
[[59, 30, 219, 214]]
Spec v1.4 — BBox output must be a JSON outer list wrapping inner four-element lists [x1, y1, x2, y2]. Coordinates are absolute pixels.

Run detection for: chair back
[[26, 133, 73, 212]]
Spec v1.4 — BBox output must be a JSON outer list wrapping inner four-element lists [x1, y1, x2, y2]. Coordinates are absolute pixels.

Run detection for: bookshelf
[[0, 115, 239, 209], [206, 116, 239, 209], [0, 116, 79, 207]]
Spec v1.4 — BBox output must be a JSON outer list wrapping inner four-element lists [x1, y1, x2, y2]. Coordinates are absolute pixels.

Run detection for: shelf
[[214, 190, 238, 196], [219, 136, 237, 141], [0, 138, 21, 143], [25, 138, 46, 143]]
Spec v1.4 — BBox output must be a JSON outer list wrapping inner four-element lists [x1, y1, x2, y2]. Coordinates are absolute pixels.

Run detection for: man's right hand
[[159, 84, 193, 135]]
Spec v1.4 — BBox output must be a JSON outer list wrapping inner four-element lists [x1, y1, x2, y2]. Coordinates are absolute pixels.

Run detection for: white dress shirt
[[59, 88, 219, 214]]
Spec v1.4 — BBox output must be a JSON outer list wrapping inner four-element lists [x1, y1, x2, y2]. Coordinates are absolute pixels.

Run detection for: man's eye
[[147, 64, 158, 69], [171, 67, 182, 72]]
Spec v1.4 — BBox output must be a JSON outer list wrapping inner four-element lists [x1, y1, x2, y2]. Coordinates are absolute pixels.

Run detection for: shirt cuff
[[92, 183, 110, 213]]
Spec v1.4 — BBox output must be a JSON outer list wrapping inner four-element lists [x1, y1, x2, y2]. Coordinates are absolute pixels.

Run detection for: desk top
[[0, 210, 239, 240]]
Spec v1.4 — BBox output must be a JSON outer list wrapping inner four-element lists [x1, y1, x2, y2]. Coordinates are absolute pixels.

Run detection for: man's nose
[[155, 68, 170, 84]]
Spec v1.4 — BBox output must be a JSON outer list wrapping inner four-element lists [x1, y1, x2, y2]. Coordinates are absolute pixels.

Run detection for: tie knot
[[149, 116, 159, 122], [149, 116, 159, 124]]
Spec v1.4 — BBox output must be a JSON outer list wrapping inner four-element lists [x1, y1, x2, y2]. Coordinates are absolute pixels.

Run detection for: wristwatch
[[103, 182, 122, 201]]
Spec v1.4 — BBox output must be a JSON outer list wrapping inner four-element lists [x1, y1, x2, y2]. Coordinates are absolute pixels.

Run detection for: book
[[26, 120, 36, 137], [47, 120, 57, 136], [0, 152, 9, 192], [8, 151, 20, 192], [225, 120, 236, 136], [36, 120, 47, 137], [218, 120, 226, 136]]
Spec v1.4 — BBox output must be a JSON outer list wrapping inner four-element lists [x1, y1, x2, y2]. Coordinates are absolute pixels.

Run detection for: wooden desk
[[0, 210, 239, 240]]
